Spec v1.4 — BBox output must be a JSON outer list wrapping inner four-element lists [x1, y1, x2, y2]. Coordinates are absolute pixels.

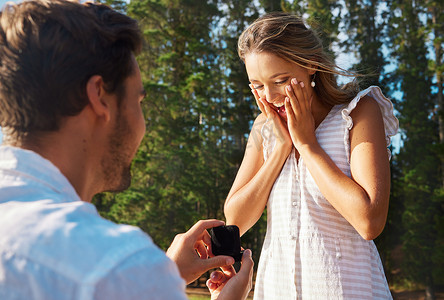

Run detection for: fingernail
[[244, 249, 252, 257], [291, 78, 297, 85], [300, 81, 305, 88], [286, 85, 292, 92], [226, 258, 234, 265]]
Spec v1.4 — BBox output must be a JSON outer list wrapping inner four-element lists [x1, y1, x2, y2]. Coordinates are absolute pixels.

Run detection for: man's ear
[[86, 75, 111, 123]]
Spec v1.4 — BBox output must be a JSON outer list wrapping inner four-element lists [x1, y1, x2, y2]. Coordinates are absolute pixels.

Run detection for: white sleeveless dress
[[253, 86, 399, 299]]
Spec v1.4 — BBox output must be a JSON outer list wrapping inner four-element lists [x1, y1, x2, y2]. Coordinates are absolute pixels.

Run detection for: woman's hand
[[206, 249, 254, 300], [250, 85, 292, 150], [284, 78, 317, 149], [166, 220, 235, 284]]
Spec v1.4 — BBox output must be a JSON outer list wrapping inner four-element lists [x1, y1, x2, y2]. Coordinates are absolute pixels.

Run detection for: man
[[0, 1, 253, 299]]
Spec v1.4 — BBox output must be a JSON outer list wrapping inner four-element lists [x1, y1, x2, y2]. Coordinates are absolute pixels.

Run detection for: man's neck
[[4, 127, 102, 203]]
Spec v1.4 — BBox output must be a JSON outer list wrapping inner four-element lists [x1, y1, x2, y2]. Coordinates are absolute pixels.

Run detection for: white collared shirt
[[0, 146, 187, 300]]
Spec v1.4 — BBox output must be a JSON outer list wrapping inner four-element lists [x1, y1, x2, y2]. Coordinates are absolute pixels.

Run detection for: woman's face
[[244, 51, 314, 121]]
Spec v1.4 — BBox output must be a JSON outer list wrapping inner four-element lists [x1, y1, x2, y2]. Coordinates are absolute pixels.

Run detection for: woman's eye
[[253, 85, 264, 90], [275, 78, 289, 85]]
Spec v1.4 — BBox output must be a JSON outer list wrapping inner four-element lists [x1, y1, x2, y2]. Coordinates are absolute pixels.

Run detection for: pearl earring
[[311, 73, 316, 88]]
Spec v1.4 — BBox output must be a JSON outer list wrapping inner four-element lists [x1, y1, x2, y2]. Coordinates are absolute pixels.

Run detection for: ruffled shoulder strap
[[341, 86, 399, 162]]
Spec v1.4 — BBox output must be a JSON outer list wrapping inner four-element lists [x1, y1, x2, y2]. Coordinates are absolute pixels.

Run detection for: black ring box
[[210, 225, 244, 262]]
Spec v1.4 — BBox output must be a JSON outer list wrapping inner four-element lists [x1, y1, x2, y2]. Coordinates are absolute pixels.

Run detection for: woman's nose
[[263, 86, 283, 103]]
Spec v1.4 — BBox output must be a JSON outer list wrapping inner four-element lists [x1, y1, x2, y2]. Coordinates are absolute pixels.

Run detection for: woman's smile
[[273, 102, 287, 119]]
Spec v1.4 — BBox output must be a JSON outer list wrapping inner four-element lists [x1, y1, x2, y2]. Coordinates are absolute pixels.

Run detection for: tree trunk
[[425, 273, 436, 300]]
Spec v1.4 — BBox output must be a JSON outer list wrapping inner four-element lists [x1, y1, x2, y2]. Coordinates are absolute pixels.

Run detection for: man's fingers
[[203, 255, 235, 271], [195, 240, 208, 259], [219, 263, 237, 278], [186, 219, 225, 240], [201, 229, 212, 252]]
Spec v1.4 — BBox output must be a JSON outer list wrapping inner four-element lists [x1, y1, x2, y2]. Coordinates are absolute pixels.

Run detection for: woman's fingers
[[250, 84, 280, 121], [298, 80, 310, 111], [258, 95, 277, 119], [286, 80, 301, 118], [285, 97, 295, 127], [250, 85, 266, 115], [300, 80, 312, 110], [285, 78, 311, 118]]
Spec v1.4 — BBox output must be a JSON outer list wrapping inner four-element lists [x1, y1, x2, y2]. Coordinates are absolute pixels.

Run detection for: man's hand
[[166, 219, 235, 284], [206, 249, 254, 300]]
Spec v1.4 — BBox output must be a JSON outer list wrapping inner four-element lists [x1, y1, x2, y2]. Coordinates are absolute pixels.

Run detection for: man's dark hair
[[0, 0, 142, 140]]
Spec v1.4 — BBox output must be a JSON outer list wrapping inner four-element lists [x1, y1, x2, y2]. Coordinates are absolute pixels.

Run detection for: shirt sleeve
[[93, 247, 188, 300]]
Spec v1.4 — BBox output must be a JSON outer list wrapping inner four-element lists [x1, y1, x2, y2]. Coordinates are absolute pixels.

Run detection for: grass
[[186, 288, 254, 300], [187, 295, 210, 300]]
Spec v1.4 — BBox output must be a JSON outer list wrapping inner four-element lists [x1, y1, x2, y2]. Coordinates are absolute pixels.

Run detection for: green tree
[[95, 0, 226, 253], [424, 0, 444, 292], [342, 0, 387, 88], [281, 0, 341, 55], [217, 0, 265, 263], [387, 0, 443, 298], [341, 0, 399, 285], [259, 0, 282, 12], [306, 0, 341, 55]]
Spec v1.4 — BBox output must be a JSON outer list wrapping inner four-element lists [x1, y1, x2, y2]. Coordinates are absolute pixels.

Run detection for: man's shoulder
[[1, 198, 161, 278], [44, 200, 160, 267]]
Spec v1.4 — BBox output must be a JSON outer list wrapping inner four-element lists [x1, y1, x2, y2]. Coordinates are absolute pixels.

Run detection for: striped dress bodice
[[253, 86, 398, 300]]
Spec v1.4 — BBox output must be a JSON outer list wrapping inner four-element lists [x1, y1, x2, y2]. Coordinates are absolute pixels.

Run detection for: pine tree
[[342, 0, 386, 88], [387, 0, 442, 298], [341, 0, 399, 285], [216, 0, 266, 263], [306, 0, 341, 55], [95, 0, 226, 253]]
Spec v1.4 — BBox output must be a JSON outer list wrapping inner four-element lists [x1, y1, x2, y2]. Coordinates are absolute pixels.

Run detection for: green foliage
[[94, 0, 261, 252], [91, 0, 444, 295], [281, 0, 341, 55], [385, 0, 444, 296], [306, 0, 341, 55], [342, 0, 386, 89]]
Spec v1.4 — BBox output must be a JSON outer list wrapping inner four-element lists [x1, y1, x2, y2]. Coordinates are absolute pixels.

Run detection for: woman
[[224, 12, 398, 299]]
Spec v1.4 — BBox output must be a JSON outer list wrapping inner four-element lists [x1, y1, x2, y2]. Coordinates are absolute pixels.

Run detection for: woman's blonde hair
[[238, 12, 360, 106]]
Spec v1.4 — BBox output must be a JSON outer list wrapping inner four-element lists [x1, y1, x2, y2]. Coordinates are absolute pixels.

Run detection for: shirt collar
[[0, 146, 81, 203]]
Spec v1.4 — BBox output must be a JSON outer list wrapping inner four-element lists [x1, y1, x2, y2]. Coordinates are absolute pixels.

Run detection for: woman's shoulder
[[249, 112, 268, 136], [254, 112, 267, 124], [349, 95, 382, 119], [339, 85, 398, 135], [348, 86, 396, 121]]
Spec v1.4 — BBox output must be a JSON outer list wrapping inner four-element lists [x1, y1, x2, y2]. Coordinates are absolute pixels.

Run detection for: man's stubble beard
[[101, 111, 134, 193]]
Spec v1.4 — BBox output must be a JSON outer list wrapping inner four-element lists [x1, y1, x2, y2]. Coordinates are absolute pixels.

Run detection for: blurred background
[[1, 1, 443, 299]]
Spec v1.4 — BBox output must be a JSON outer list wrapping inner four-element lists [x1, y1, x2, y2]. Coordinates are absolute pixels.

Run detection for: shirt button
[[292, 201, 297, 206]]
